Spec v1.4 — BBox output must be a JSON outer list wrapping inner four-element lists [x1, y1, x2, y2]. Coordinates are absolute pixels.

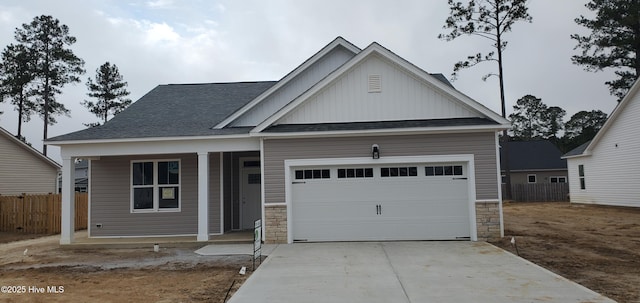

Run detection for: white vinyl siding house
[[0, 127, 61, 195], [48, 37, 510, 244], [564, 79, 640, 207]]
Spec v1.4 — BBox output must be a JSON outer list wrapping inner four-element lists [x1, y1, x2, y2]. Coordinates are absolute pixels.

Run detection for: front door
[[241, 165, 262, 230]]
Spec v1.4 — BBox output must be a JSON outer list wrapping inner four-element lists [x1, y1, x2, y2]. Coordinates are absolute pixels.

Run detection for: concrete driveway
[[229, 241, 614, 303]]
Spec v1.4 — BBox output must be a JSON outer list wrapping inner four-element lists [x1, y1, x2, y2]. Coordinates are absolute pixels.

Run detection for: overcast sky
[[0, 0, 619, 163]]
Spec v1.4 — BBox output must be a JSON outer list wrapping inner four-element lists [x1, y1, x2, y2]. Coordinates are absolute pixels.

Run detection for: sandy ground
[[0, 233, 255, 303], [491, 202, 640, 303]]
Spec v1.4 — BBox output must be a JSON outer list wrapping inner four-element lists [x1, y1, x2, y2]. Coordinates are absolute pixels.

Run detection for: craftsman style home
[[48, 37, 510, 244]]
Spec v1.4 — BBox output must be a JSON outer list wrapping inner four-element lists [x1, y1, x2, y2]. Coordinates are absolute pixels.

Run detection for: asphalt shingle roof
[[429, 73, 454, 88], [562, 140, 591, 158], [48, 81, 276, 141], [501, 140, 567, 171]]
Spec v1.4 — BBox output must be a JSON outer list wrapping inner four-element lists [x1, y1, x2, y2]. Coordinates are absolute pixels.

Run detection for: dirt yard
[[0, 234, 255, 303], [2, 202, 638, 302], [491, 202, 640, 303]]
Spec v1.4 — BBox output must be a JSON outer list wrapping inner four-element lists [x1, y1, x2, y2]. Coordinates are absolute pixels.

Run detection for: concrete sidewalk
[[228, 242, 614, 303]]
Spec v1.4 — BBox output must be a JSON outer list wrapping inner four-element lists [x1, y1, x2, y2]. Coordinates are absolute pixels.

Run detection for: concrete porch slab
[[62, 230, 253, 249]]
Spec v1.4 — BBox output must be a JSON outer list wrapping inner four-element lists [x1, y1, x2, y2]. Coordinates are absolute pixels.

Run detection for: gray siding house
[[501, 140, 567, 184], [0, 126, 61, 195], [48, 37, 510, 244]]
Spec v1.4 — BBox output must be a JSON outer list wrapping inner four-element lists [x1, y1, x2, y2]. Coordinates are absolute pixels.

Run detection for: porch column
[[60, 156, 75, 244], [197, 152, 209, 241]]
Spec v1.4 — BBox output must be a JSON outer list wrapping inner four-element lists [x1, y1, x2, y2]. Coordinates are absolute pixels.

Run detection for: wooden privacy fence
[[502, 183, 569, 202], [0, 193, 88, 234]]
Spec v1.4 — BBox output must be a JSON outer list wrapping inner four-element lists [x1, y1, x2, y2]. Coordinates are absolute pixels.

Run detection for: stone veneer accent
[[265, 204, 287, 244], [475, 201, 501, 241]]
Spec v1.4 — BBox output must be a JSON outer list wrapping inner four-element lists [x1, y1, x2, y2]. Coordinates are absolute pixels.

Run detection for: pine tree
[[83, 62, 132, 127], [563, 110, 608, 151], [14, 15, 85, 155], [572, 0, 640, 100], [439, 0, 532, 199], [509, 95, 547, 140], [0, 43, 36, 139]]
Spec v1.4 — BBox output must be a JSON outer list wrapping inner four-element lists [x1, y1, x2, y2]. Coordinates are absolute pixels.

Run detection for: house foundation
[[475, 201, 502, 241], [265, 204, 287, 244]]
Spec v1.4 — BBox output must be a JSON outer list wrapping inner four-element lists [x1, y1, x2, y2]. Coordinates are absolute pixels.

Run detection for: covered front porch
[[56, 137, 264, 245]]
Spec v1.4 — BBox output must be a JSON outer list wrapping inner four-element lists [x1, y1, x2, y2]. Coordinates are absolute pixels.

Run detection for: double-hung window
[[132, 160, 180, 212]]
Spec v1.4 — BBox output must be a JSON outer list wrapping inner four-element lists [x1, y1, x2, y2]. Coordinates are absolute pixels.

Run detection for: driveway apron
[[228, 242, 614, 303]]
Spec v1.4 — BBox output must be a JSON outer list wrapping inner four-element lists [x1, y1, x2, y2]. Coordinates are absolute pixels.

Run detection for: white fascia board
[[214, 37, 361, 129], [59, 137, 260, 158], [253, 124, 509, 139], [47, 133, 253, 146], [584, 78, 640, 154], [284, 154, 475, 167], [561, 152, 592, 160], [252, 42, 509, 134]]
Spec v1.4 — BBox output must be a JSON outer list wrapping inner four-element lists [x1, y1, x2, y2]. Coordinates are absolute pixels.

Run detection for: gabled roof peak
[[213, 36, 362, 128], [251, 38, 509, 133], [0, 126, 61, 168]]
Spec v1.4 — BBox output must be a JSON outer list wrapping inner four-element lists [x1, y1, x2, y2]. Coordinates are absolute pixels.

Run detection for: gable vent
[[368, 74, 381, 93]]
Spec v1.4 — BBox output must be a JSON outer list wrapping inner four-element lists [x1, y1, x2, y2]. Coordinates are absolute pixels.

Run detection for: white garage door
[[291, 163, 471, 242]]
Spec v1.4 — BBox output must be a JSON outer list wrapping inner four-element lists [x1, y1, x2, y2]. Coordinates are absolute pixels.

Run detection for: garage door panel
[[293, 201, 379, 220], [291, 162, 471, 242]]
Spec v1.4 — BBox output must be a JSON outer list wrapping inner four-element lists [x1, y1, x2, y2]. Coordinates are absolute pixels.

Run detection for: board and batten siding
[[0, 133, 59, 195], [276, 54, 478, 125], [263, 132, 499, 204], [90, 153, 221, 237], [232, 46, 356, 127], [567, 87, 640, 207]]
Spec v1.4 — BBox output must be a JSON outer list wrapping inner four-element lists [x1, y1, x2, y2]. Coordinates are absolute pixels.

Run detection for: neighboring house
[[47, 37, 510, 245], [0, 126, 61, 195], [501, 140, 567, 184], [75, 159, 88, 192], [59, 159, 89, 192], [562, 79, 640, 208]]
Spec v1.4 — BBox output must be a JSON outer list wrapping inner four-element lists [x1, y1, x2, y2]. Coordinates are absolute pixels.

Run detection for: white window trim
[[130, 159, 181, 213], [578, 164, 586, 190], [527, 174, 537, 184]]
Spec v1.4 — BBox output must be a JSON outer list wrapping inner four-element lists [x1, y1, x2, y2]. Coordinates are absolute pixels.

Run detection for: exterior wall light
[[372, 144, 380, 159]]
